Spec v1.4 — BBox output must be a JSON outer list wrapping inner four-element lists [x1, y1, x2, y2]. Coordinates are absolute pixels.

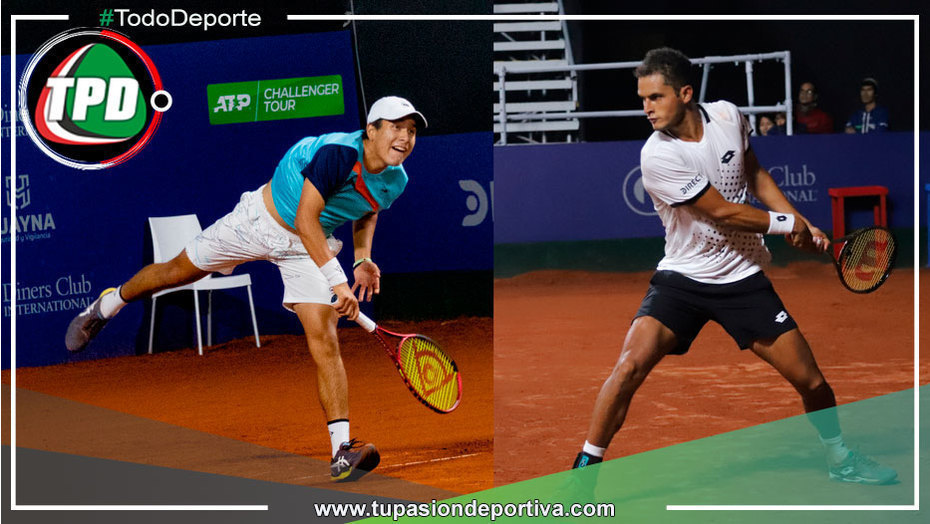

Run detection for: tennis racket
[[828, 226, 897, 294], [355, 312, 461, 413]]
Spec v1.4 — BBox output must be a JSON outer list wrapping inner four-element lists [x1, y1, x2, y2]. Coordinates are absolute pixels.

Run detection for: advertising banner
[[494, 132, 915, 245]]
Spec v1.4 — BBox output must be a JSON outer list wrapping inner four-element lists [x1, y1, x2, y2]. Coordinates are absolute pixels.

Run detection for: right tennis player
[[572, 48, 896, 485]]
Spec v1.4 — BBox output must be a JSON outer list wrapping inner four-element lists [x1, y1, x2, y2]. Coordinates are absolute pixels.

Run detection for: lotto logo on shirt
[[19, 28, 171, 169]]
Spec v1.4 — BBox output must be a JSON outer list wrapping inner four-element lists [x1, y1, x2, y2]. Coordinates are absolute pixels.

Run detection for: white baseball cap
[[366, 96, 428, 128]]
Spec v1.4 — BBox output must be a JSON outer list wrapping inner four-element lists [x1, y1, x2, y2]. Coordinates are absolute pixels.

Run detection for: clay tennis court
[[494, 262, 925, 485], [4, 316, 492, 497]]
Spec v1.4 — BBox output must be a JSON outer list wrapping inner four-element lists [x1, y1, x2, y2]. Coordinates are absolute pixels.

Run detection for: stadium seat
[[828, 186, 888, 259], [147, 214, 260, 355]]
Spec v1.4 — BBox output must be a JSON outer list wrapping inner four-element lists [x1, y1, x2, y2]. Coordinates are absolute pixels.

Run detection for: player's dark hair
[[362, 119, 383, 140], [634, 47, 694, 92]]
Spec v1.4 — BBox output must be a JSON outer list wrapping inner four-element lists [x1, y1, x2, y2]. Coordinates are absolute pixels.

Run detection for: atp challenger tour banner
[[494, 132, 914, 245], [2, 29, 492, 368], [207, 75, 346, 124]]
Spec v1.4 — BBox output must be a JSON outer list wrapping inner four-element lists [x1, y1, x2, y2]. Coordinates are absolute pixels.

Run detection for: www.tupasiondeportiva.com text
[[314, 498, 615, 520]]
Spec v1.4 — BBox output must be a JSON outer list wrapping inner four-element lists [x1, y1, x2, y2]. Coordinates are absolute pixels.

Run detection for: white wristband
[[320, 258, 348, 288], [766, 211, 795, 235]]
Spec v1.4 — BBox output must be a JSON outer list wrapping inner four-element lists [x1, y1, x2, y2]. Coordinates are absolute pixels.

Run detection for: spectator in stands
[[794, 82, 834, 134], [773, 112, 788, 135], [845, 77, 889, 134], [757, 114, 775, 136]]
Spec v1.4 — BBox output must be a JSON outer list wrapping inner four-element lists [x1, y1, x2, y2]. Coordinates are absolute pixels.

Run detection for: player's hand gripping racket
[[828, 226, 897, 293], [355, 312, 461, 413]]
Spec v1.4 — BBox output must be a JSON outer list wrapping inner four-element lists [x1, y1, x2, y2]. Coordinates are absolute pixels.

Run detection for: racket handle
[[355, 312, 377, 333]]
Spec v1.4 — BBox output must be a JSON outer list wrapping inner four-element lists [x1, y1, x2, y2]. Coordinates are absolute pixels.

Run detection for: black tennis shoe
[[564, 452, 603, 504], [330, 439, 380, 482], [572, 451, 603, 469]]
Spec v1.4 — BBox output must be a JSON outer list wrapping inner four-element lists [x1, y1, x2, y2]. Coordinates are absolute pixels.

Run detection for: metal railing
[[494, 51, 793, 144], [492, 0, 577, 144]]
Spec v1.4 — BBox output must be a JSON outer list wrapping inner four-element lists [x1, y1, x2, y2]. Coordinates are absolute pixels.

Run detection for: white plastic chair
[[147, 214, 260, 355]]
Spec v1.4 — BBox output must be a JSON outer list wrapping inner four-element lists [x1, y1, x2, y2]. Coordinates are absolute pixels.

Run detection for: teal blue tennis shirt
[[270, 130, 408, 235]]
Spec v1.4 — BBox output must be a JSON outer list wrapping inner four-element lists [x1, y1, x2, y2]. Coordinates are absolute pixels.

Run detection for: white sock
[[99, 286, 127, 319], [582, 441, 606, 458], [820, 434, 849, 464], [328, 419, 350, 457]]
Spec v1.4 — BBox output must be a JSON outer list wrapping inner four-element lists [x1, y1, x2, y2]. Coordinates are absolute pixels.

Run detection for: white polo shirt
[[640, 100, 771, 283]]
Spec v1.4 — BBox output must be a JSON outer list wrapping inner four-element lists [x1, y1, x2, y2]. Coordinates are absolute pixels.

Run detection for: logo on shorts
[[18, 28, 171, 169], [775, 310, 788, 323], [721, 150, 736, 164]]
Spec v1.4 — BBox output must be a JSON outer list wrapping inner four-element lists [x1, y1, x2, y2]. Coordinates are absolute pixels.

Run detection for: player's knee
[[306, 328, 340, 360], [797, 375, 831, 397], [611, 359, 643, 387]]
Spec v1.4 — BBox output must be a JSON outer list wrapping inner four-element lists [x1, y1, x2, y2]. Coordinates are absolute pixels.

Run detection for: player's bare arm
[[352, 212, 381, 302], [295, 179, 359, 319], [689, 187, 823, 252], [744, 149, 829, 252], [687, 184, 793, 231]]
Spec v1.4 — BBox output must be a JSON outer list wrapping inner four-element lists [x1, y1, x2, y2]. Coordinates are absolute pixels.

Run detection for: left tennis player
[[65, 96, 427, 483]]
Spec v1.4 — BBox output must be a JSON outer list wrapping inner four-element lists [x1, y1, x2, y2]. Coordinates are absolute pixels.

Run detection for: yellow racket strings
[[399, 336, 459, 411], [840, 229, 895, 291]]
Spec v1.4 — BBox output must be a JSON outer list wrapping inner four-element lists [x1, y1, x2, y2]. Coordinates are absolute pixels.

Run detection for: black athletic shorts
[[634, 270, 798, 355]]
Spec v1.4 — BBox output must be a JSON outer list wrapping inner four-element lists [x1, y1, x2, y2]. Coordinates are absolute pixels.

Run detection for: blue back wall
[[495, 132, 916, 245]]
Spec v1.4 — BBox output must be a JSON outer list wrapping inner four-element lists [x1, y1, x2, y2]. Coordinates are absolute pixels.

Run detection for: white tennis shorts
[[184, 186, 343, 311]]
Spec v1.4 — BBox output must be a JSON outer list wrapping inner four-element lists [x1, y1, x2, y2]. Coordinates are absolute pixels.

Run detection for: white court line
[[290, 452, 484, 480], [379, 452, 483, 470]]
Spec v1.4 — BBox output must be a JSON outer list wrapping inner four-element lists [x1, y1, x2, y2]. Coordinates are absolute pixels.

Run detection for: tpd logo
[[622, 166, 657, 216], [18, 29, 172, 169]]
